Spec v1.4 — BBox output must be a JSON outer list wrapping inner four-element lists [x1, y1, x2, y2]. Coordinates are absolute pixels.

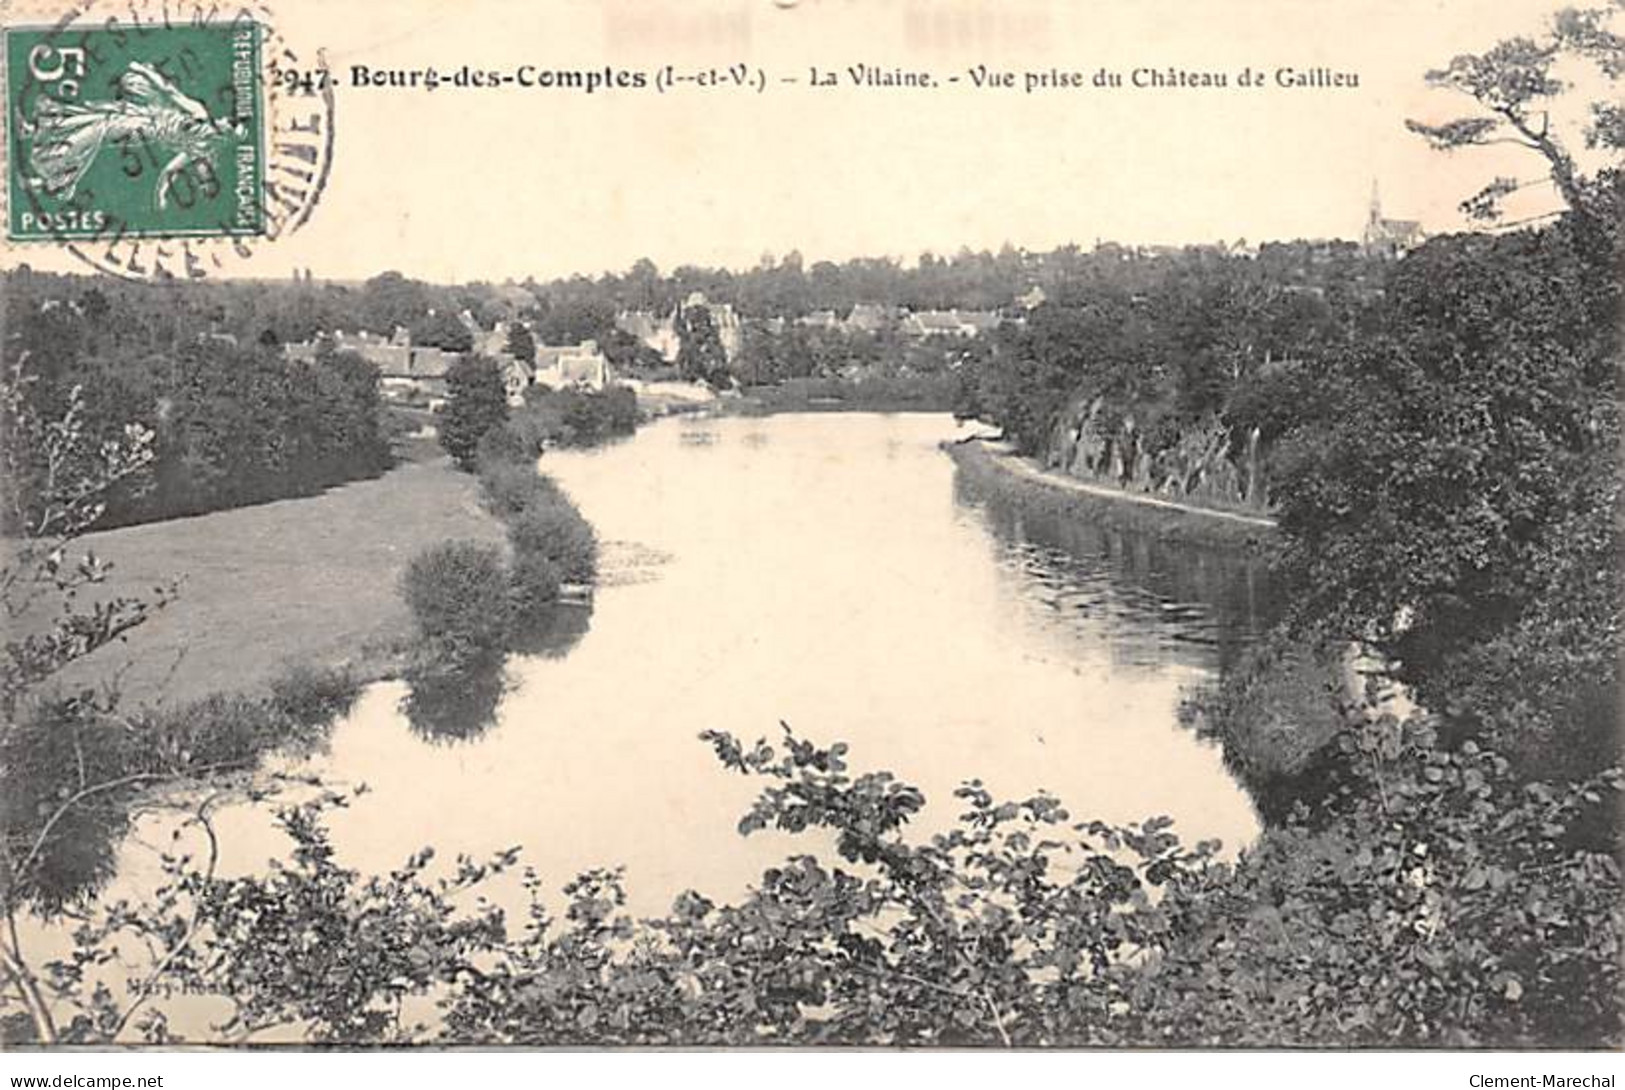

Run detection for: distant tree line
[[5, 238, 1374, 367], [2, 296, 391, 533], [733, 318, 978, 385]]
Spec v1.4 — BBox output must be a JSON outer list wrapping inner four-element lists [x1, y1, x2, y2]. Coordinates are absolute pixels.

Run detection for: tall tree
[[411, 310, 474, 353], [1406, 3, 1623, 227], [504, 322, 536, 364], [359, 271, 430, 336], [1270, 223, 1619, 776], [439, 357, 509, 470], [675, 305, 728, 386]]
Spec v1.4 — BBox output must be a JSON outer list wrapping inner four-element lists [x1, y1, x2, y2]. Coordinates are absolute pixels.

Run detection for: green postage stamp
[[5, 20, 264, 241]]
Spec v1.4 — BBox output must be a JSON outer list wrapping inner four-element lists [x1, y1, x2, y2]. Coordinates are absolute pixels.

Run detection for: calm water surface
[[202, 412, 1273, 917]]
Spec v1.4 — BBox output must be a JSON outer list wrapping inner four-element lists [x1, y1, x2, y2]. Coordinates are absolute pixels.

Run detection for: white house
[[534, 339, 612, 390]]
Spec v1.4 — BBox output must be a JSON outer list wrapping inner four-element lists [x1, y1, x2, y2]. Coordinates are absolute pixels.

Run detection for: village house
[[534, 339, 612, 391], [498, 356, 533, 406], [286, 308, 545, 407], [901, 309, 1002, 338], [283, 329, 457, 402], [1015, 285, 1047, 311], [798, 309, 841, 330], [464, 312, 514, 358], [614, 310, 681, 362], [683, 292, 743, 362], [842, 303, 900, 334], [616, 296, 743, 365]]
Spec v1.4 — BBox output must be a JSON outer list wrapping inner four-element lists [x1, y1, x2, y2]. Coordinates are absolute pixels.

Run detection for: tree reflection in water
[[507, 599, 593, 660], [952, 463, 1280, 674], [401, 659, 509, 745], [402, 599, 595, 744]]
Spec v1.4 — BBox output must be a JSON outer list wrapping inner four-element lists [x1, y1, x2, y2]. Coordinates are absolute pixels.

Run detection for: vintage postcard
[[0, 0, 1620, 1068]]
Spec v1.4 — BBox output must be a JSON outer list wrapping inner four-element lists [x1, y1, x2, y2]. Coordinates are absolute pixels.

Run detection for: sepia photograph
[[0, 0, 1620, 1071]]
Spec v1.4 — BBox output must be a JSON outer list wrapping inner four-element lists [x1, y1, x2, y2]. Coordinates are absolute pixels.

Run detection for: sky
[[0, 0, 1610, 284]]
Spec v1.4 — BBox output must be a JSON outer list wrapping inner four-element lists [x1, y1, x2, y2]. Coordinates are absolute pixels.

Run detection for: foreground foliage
[[0, 372, 366, 1042], [14, 718, 1616, 1047]]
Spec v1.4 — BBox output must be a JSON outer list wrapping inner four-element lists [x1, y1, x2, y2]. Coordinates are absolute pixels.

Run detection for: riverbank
[[624, 376, 956, 419], [945, 437, 1278, 549], [734, 375, 956, 414], [49, 457, 508, 708], [946, 437, 1352, 824]]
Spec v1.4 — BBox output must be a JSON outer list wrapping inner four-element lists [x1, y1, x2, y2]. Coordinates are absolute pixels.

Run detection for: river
[[185, 412, 1275, 926]]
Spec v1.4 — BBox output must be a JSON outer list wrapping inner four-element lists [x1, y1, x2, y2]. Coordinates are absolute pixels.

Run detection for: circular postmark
[[2, 0, 335, 280]]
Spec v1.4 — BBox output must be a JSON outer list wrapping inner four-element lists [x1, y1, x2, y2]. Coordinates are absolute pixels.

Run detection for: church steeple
[[1363, 178, 1423, 257]]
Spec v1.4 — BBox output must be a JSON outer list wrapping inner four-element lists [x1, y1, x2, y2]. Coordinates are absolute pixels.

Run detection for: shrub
[[476, 457, 564, 520], [400, 541, 513, 666], [518, 386, 638, 448], [509, 550, 563, 614], [506, 502, 597, 584], [476, 415, 550, 469], [144, 692, 290, 767], [267, 663, 362, 731], [560, 385, 638, 440], [1180, 630, 1349, 823], [151, 721, 1621, 1047]]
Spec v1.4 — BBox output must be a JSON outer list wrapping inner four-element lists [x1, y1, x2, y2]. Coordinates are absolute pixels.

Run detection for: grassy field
[[44, 457, 506, 708]]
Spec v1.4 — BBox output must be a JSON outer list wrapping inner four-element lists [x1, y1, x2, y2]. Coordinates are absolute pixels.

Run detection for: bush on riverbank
[[402, 411, 601, 675], [508, 551, 563, 614], [474, 416, 547, 469], [1179, 632, 1350, 824], [518, 385, 639, 448], [266, 663, 364, 731], [473, 418, 599, 599], [505, 502, 597, 585], [400, 541, 514, 669], [476, 457, 565, 520]]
